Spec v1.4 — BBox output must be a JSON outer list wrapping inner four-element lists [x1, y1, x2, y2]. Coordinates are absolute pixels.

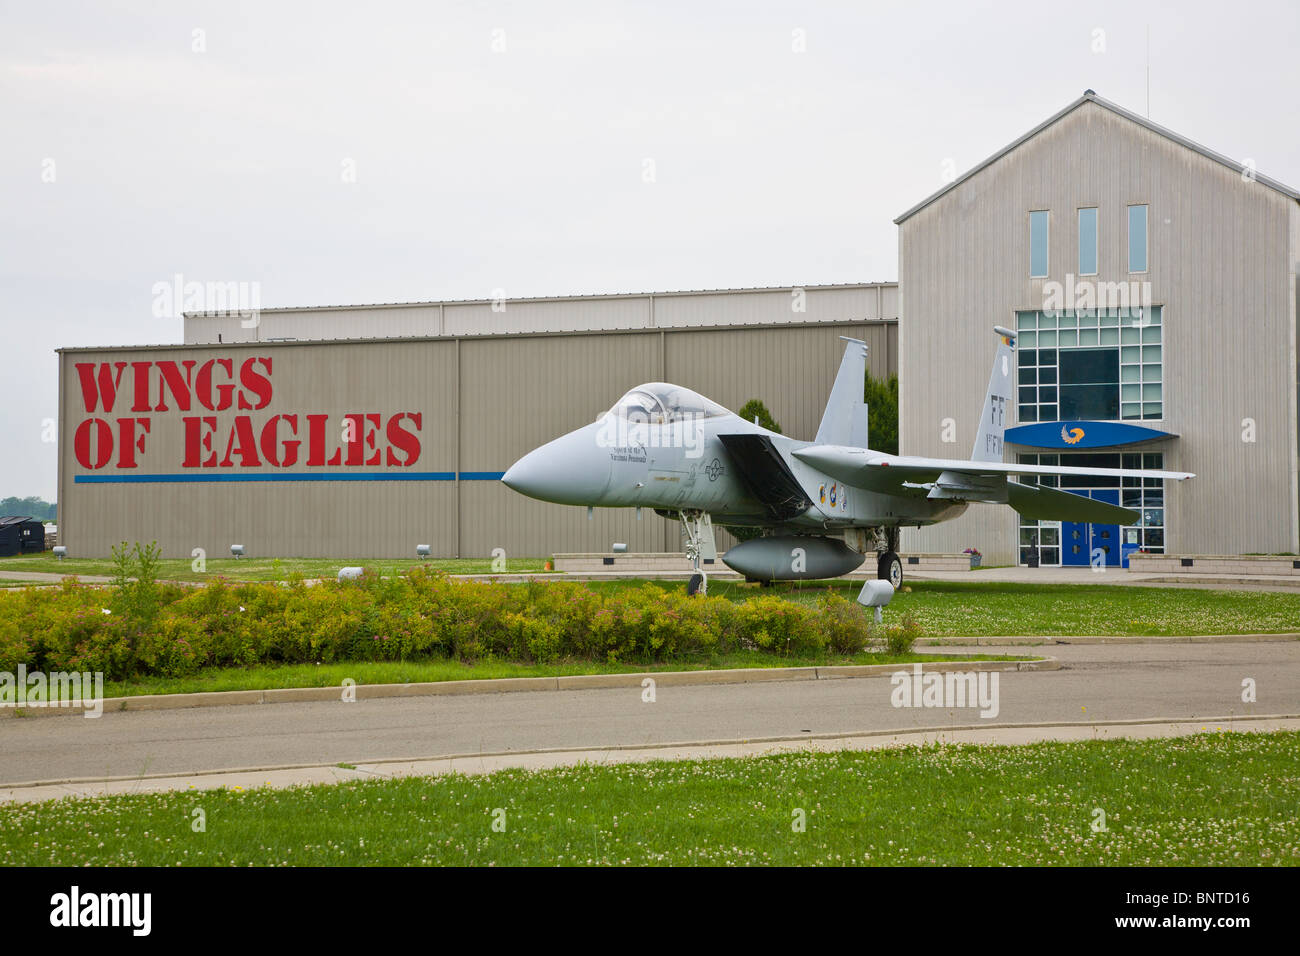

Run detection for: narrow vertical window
[[1078, 207, 1098, 275], [1030, 210, 1049, 278], [1128, 204, 1148, 273]]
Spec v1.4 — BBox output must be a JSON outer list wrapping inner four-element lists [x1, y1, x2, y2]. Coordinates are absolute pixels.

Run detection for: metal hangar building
[[56, 92, 1299, 564]]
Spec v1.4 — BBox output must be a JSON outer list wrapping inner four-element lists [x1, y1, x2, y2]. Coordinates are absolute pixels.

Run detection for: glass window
[[1060, 348, 1118, 386], [1014, 308, 1162, 423], [1078, 208, 1098, 275], [1128, 204, 1148, 273], [1030, 210, 1049, 277]]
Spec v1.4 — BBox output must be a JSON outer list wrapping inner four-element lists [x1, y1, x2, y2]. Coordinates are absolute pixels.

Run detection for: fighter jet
[[502, 327, 1193, 592]]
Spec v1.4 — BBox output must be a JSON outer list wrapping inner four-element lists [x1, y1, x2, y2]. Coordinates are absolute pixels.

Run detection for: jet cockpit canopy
[[609, 383, 729, 425]]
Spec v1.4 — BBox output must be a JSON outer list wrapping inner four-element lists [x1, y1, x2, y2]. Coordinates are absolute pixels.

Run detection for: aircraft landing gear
[[877, 551, 903, 588], [876, 526, 902, 588], [680, 509, 716, 596]]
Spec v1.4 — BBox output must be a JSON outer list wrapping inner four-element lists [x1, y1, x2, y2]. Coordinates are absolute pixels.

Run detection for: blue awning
[[1004, 420, 1177, 450]]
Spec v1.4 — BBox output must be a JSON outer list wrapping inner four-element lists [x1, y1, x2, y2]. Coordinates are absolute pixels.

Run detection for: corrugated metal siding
[[445, 298, 652, 336], [60, 322, 895, 558], [900, 101, 1299, 562], [59, 341, 459, 559], [456, 331, 664, 557], [184, 284, 898, 343]]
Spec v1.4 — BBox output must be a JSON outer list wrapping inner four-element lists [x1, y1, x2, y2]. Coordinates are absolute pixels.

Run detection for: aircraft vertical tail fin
[[971, 326, 1016, 462], [815, 337, 870, 449]]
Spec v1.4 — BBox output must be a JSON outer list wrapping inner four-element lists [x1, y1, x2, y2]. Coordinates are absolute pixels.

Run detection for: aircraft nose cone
[[501, 423, 612, 505], [500, 451, 548, 498]]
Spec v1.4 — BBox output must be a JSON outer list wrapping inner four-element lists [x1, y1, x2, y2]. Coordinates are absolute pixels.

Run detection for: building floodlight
[[857, 579, 895, 623]]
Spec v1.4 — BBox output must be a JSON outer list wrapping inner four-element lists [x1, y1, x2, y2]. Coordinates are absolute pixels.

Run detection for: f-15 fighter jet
[[502, 328, 1192, 592]]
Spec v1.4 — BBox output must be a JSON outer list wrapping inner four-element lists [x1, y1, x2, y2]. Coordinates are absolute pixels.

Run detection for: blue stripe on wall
[[73, 470, 506, 484]]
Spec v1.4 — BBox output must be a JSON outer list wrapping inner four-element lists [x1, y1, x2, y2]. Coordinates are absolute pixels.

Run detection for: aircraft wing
[[1006, 481, 1140, 523], [793, 445, 1193, 485], [716, 433, 812, 521], [791, 444, 1191, 524]]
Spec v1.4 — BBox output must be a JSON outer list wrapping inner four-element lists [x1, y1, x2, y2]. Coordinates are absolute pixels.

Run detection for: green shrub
[[0, 567, 904, 680], [0, 618, 28, 672], [816, 590, 872, 654], [879, 611, 923, 656]]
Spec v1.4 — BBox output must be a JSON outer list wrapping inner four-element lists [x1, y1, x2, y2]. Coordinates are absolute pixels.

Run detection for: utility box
[[0, 516, 46, 557]]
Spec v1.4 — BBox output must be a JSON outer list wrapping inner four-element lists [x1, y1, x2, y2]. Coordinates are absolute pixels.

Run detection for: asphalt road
[[2, 642, 1297, 786]]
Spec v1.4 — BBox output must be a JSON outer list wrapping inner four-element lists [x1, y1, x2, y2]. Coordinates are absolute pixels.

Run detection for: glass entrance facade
[[1017, 452, 1166, 567]]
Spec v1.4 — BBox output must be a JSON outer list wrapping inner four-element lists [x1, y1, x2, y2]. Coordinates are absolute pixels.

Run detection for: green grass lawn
[[4, 732, 1295, 866], [590, 578, 1300, 637], [99, 650, 1026, 698], [0, 553, 549, 582]]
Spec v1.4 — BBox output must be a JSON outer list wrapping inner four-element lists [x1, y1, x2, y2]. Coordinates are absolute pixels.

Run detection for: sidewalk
[[6, 714, 1296, 805]]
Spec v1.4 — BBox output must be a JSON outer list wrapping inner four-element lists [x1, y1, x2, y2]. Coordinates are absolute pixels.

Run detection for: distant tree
[[864, 371, 899, 454], [736, 399, 782, 434], [0, 496, 56, 521]]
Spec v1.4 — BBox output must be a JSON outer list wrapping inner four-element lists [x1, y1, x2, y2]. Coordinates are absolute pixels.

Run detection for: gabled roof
[[895, 90, 1300, 224]]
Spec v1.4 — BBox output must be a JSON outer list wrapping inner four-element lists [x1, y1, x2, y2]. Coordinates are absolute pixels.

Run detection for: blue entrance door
[[1061, 489, 1122, 568]]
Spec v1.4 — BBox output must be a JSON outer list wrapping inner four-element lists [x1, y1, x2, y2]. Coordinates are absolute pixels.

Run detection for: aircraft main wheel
[[687, 573, 705, 596], [878, 551, 903, 588]]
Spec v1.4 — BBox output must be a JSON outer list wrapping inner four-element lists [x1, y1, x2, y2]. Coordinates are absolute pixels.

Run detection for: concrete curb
[[4, 712, 1296, 804], [0, 656, 1059, 719]]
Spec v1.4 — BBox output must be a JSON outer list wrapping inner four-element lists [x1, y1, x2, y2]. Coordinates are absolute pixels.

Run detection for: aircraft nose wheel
[[878, 551, 903, 588]]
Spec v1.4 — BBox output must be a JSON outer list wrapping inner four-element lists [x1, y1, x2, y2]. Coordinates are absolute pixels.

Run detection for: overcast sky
[[3, 0, 1298, 501]]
